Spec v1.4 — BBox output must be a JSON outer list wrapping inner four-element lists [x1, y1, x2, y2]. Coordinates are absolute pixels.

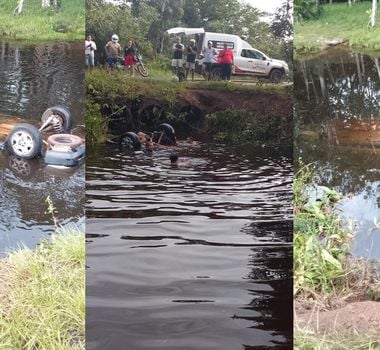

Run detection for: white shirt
[[85, 40, 97, 57]]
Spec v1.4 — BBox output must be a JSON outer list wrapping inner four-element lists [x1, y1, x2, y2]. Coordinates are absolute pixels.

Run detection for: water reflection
[[0, 41, 84, 255], [86, 144, 293, 349], [294, 47, 380, 259]]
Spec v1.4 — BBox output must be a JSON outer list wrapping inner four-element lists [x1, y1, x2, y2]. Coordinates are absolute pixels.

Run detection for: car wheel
[[119, 132, 141, 151], [7, 123, 42, 159], [156, 123, 176, 145], [269, 69, 283, 83], [41, 106, 72, 132], [211, 67, 223, 80]]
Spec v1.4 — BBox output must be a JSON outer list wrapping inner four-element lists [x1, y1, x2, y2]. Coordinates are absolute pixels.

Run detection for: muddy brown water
[[0, 41, 85, 256], [294, 47, 380, 260], [86, 143, 293, 349]]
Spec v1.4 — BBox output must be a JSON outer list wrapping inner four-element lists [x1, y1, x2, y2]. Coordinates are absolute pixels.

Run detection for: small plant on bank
[[294, 162, 353, 295]]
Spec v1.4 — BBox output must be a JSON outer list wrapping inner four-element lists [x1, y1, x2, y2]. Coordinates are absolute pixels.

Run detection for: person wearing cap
[[200, 41, 217, 80], [172, 36, 185, 75], [105, 34, 121, 72], [185, 39, 197, 81]]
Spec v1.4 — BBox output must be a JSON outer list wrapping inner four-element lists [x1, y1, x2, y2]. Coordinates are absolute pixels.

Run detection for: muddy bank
[[86, 70, 292, 145]]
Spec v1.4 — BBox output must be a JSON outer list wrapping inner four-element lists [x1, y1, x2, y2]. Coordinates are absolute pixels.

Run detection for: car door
[[235, 49, 269, 75]]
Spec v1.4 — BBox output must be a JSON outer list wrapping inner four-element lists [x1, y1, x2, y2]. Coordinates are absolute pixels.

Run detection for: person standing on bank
[[172, 36, 185, 76], [200, 41, 217, 80], [85, 34, 97, 71], [105, 34, 121, 72], [218, 43, 234, 81], [124, 39, 136, 77], [186, 39, 197, 81]]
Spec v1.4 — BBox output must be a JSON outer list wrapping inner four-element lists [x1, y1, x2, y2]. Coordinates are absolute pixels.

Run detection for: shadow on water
[[294, 47, 380, 259], [86, 143, 293, 349], [0, 41, 85, 255]]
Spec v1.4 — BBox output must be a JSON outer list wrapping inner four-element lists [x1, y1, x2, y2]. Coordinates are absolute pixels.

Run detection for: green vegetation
[[206, 108, 291, 146], [294, 162, 352, 295], [86, 0, 291, 63], [0, 231, 85, 350], [0, 0, 84, 41], [294, 2, 380, 52]]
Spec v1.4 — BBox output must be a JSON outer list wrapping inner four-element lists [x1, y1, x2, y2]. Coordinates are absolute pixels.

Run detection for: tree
[[370, 0, 377, 27]]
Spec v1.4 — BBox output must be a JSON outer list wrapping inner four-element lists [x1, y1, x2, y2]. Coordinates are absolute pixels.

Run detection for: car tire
[[47, 134, 84, 149], [211, 67, 223, 80], [119, 132, 141, 151], [7, 123, 42, 159], [156, 123, 176, 145], [269, 69, 283, 83], [41, 106, 72, 132]]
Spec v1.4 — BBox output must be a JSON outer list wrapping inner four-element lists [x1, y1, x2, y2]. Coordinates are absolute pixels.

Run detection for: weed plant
[[294, 162, 353, 295], [0, 231, 85, 349], [0, 0, 84, 41]]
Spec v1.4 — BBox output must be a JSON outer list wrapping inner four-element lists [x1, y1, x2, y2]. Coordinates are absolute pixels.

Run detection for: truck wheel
[[156, 123, 176, 145], [119, 132, 141, 151], [41, 106, 72, 132], [7, 124, 42, 159], [211, 67, 223, 80], [269, 69, 283, 83]]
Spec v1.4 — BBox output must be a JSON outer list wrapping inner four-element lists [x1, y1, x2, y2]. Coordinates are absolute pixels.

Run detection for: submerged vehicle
[[166, 27, 289, 82], [0, 106, 85, 168]]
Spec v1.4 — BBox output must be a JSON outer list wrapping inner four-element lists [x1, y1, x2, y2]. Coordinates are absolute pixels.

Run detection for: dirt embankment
[[178, 88, 292, 119], [295, 301, 380, 335]]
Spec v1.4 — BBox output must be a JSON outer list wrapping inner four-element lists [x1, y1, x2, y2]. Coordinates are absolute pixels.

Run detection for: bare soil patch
[[296, 301, 380, 335]]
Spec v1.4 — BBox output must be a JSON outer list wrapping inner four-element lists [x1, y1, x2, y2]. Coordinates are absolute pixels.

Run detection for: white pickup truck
[[166, 27, 289, 83]]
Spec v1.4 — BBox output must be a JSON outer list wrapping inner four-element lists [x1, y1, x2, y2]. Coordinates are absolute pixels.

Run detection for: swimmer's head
[[169, 152, 178, 163]]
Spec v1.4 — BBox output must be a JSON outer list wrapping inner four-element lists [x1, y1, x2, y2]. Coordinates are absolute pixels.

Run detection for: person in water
[[169, 152, 178, 164]]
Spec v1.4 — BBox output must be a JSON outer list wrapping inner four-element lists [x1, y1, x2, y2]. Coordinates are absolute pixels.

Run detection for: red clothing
[[124, 55, 136, 66], [218, 49, 234, 64]]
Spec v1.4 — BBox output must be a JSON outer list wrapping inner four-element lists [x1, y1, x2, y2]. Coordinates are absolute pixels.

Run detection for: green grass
[[0, 0, 84, 41], [294, 2, 380, 52], [0, 231, 85, 349]]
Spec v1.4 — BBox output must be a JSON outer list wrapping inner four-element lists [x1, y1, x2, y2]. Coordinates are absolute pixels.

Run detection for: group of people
[[172, 36, 234, 81], [85, 33, 137, 76], [85, 33, 234, 81]]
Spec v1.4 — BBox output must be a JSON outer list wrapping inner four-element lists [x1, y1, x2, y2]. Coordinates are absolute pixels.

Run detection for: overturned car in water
[[0, 106, 85, 168]]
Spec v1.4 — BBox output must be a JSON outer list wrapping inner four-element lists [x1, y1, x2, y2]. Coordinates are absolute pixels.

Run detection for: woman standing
[[124, 39, 136, 77], [218, 43, 234, 81]]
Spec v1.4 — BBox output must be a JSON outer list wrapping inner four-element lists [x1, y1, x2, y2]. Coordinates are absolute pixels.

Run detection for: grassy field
[[294, 2, 380, 53], [0, 0, 84, 41], [0, 231, 85, 349]]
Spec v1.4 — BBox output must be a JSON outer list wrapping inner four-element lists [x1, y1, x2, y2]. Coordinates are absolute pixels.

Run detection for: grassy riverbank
[[294, 163, 380, 349], [294, 2, 380, 53], [0, 231, 85, 349], [0, 0, 84, 41], [86, 69, 292, 145]]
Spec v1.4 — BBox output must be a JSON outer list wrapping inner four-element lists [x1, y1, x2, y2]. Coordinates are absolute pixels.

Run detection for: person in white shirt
[[200, 41, 217, 80], [85, 34, 97, 71]]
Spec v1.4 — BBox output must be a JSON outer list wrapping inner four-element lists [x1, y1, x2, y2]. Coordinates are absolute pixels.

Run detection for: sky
[[241, 0, 284, 14]]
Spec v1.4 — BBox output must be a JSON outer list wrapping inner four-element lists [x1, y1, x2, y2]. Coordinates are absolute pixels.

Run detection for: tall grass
[[0, 231, 85, 349], [0, 0, 84, 41], [294, 2, 380, 52]]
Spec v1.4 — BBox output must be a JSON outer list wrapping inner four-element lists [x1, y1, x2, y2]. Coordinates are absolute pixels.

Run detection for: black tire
[[156, 123, 176, 145], [137, 64, 149, 77], [211, 67, 223, 80], [119, 132, 141, 151], [41, 106, 72, 132], [269, 69, 284, 83], [7, 123, 42, 159]]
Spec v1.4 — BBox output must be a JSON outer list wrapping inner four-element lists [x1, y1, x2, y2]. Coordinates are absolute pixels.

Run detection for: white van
[[166, 27, 289, 82]]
